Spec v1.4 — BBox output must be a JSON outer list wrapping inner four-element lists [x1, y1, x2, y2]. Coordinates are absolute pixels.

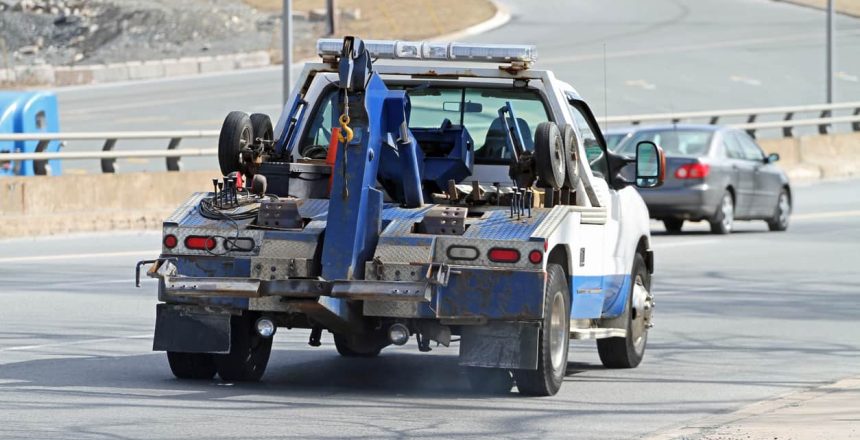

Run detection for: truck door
[[568, 101, 616, 319]]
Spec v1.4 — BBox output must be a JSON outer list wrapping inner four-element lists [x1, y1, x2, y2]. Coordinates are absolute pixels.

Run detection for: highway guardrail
[[1, 102, 859, 174]]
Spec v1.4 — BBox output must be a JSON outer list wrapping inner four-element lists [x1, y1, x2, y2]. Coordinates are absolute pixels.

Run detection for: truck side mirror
[[635, 141, 665, 188]]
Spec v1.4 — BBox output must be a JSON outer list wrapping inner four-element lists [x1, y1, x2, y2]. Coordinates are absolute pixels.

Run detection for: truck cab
[[138, 37, 664, 396]]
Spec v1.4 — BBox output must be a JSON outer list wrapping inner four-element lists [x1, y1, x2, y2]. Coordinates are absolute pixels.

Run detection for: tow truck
[[136, 37, 665, 396]]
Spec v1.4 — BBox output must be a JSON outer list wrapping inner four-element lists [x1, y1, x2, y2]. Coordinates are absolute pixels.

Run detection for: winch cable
[[196, 190, 279, 256]]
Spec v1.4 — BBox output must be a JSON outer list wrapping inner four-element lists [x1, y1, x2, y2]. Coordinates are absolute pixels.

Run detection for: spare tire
[[250, 113, 273, 145], [218, 111, 252, 176], [534, 122, 566, 189], [561, 124, 580, 189]]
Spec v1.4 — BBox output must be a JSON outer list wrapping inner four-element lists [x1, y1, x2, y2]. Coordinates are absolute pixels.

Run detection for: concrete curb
[[645, 374, 860, 440], [1, 0, 510, 89], [433, 0, 511, 41], [1, 51, 273, 87]]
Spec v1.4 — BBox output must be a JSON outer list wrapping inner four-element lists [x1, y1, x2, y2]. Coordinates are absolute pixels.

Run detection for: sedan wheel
[[710, 192, 734, 234], [767, 189, 791, 231]]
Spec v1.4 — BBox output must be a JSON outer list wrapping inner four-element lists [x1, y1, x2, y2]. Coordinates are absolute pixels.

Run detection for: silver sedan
[[609, 124, 792, 234]]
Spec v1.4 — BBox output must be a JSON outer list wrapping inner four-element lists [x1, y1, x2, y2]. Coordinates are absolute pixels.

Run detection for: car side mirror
[[635, 141, 665, 188], [766, 152, 780, 164]]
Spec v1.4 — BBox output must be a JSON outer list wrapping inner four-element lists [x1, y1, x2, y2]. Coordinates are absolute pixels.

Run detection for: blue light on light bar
[[316, 39, 537, 65]]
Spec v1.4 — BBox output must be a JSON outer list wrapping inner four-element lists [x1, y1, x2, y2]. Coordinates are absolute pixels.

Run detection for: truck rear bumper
[[140, 258, 545, 321]]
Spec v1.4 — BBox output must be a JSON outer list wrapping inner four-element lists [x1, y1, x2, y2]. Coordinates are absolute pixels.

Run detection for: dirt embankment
[[0, 0, 496, 72]]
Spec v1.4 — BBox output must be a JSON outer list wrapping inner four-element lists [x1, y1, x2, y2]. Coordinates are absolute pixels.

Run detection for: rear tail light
[[675, 163, 710, 179], [488, 248, 520, 263], [185, 236, 216, 251], [163, 234, 178, 249], [528, 250, 543, 264]]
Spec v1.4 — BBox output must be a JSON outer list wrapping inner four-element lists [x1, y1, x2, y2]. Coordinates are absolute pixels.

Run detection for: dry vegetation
[[244, 0, 496, 41]]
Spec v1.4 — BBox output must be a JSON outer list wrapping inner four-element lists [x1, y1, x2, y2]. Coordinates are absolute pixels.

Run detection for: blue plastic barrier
[[0, 91, 62, 176]]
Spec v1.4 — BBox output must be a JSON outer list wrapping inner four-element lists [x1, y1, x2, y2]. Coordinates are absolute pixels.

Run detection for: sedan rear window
[[617, 129, 714, 158]]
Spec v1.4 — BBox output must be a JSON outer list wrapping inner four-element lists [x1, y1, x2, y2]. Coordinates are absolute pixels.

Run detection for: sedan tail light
[[675, 163, 710, 179]]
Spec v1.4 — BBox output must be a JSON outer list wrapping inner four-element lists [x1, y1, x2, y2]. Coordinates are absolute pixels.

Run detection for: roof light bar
[[316, 39, 537, 65]]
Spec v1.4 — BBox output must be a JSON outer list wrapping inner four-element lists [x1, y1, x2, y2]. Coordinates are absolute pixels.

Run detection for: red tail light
[[185, 236, 216, 250], [163, 234, 178, 249], [528, 250, 543, 264], [675, 163, 710, 179], [488, 248, 520, 263]]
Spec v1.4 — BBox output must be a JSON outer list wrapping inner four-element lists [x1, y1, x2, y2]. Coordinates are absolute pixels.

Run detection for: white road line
[[652, 239, 719, 249], [793, 210, 860, 221], [0, 334, 151, 352], [0, 250, 158, 264]]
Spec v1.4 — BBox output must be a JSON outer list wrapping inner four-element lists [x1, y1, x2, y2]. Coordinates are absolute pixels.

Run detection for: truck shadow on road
[[0, 348, 601, 401]]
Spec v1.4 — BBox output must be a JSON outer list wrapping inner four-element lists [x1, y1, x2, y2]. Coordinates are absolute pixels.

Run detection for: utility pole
[[326, 0, 338, 36], [826, 0, 834, 103], [282, 0, 293, 104]]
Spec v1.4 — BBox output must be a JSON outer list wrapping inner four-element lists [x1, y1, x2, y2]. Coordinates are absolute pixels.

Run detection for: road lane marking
[[542, 29, 860, 64], [0, 334, 151, 352], [625, 79, 657, 90], [729, 75, 762, 86], [793, 210, 860, 221], [0, 250, 157, 263]]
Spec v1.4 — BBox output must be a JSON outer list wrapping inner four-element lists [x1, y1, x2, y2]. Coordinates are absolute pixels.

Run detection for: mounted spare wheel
[[534, 122, 566, 189], [250, 113, 273, 146], [561, 124, 580, 189], [218, 111, 253, 176]]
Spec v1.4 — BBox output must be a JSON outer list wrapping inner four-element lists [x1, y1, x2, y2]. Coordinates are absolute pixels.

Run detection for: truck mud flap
[[459, 321, 540, 370], [152, 304, 231, 353]]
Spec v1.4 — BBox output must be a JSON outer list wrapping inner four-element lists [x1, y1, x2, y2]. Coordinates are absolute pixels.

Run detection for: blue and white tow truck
[[137, 37, 666, 396]]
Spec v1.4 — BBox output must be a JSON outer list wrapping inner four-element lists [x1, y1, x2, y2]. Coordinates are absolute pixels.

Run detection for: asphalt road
[[1, 179, 858, 439], [50, 0, 860, 173]]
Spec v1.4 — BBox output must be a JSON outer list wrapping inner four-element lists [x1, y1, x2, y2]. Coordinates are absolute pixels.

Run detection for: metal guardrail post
[[853, 108, 860, 132], [101, 139, 117, 173], [782, 112, 794, 138], [819, 110, 832, 135], [746, 114, 757, 138], [32, 140, 50, 175], [709, 116, 719, 125], [166, 137, 182, 172]]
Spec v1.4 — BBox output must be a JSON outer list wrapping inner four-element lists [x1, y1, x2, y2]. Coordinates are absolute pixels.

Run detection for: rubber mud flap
[[153, 304, 231, 353]]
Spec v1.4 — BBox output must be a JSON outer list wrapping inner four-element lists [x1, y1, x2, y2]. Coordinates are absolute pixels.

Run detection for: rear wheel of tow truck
[[166, 352, 217, 380], [215, 313, 273, 382], [512, 264, 571, 396], [597, 254, 652, 368], [333, 334, 384, 357], [218, 111, 253, 176]]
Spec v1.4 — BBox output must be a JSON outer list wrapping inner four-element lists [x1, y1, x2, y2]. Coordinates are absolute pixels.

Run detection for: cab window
[[568, 100, 609, 181], [297, 84, 551, 164]]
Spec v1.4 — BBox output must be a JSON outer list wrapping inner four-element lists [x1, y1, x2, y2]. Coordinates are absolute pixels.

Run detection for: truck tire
[[534, 122, 566, 189], [766, 189, 790, 232], [249, 113, 273, 145], [597, 254, 652, 368], [465, 367, 513, 394], [218, 111, 252, 176], [709, 191, 734, 235], [561, 124, 580, 189], [215, 313, 272, 382], [333, 334, 383, 358], [166, 352, 217, 380], [513, 264, 570, 396]]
